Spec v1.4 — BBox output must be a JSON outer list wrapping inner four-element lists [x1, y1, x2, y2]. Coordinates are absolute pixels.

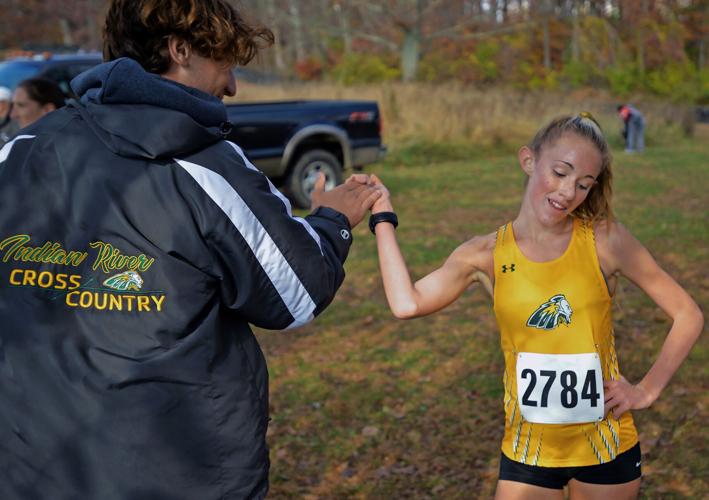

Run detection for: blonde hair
[[528, 113, 614, 223]]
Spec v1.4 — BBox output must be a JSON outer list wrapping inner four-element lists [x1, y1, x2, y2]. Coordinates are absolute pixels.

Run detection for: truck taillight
[[348, 111, 375, 122]]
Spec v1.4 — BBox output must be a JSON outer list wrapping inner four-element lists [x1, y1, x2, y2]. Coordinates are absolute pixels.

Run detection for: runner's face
[[524, 133, 602, 225]]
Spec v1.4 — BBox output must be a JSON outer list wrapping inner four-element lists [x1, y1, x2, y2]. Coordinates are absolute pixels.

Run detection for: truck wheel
[[287, 149, 343, 209]]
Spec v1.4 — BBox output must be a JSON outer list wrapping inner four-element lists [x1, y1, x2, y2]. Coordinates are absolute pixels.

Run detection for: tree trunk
[[338, 0, 353, 54], [607, 21, 618, 67], [489, 0, 498, 24], [571, 0, 580, 63], [636, 0, 649, 74], [266, 0, 286, 73], [288, 0, 306, 62], [401, 0, 424, 82], [543, 17, 551, 70], [401, 29, 420, 82], [58, 18, 73, 46]]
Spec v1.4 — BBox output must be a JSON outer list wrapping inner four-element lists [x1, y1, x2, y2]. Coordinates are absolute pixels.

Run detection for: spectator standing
[[0, 0, 381, 498], [10, 78, 66, 129], [617, 104, 645, 152], [0, 86, 16, 144]]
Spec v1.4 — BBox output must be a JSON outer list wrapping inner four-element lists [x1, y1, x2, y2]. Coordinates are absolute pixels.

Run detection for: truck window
[[0, 60, 42, 90]]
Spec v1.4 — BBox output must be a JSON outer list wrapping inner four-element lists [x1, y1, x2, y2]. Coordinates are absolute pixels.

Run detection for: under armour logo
[[502, 264, 515, 273], [340, 229, 350, 240]]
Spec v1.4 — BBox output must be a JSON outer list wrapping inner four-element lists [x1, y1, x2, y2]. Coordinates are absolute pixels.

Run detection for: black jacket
[[0, 58, 352, 499]]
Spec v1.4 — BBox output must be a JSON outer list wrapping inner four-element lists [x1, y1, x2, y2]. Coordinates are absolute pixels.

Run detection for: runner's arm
[[371, 176, 484, 319], [603, 222, 703, 416]]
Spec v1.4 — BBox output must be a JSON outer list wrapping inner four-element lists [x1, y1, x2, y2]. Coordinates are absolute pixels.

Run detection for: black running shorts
[[498, 442, 642, 489]]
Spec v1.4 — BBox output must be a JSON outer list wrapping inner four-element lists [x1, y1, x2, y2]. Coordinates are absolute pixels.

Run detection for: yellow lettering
[[0, 235, 87, 267], [58, 291, 166, 313], [109, 294, 122, 311], [37, 271, 54, 288], [79, 291, 93, 308], [151, 295, 165, 312], [68, 275, 82, 290], [90, 241, 112, 273], [28, 242, 50, 261], [114, 254, 128, 269], [22, 270, 37, 286], [137, 296, 150, 312], [0, 234, 31, 262], [66, 251, 88, 267], [138, 255, 155, 272], [66, 291, 80, 307], [94, 293, 108, 311], [90, 241, 154, 273], [9, 268, 23, 285], [55, 273, 67, 290], [50, 249, 67, 264]]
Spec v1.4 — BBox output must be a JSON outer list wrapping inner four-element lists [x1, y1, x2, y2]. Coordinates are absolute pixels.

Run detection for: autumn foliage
[[1, 1, 707, 102]]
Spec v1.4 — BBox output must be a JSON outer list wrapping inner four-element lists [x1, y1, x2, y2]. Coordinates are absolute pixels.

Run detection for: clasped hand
[[310, 173, 392, 227]]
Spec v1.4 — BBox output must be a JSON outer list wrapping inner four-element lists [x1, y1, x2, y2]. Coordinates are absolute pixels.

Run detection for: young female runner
[[368, 114, 703, 499]]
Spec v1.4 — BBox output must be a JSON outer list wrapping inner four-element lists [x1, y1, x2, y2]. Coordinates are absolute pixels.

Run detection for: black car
[[0, 52, 103, 97]]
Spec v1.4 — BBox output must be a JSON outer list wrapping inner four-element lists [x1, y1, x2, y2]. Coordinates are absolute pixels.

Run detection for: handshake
[[310, 173, 393, 229]]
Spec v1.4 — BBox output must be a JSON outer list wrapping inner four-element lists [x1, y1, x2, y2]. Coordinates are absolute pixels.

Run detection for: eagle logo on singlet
[[526, 294, 573, 330], [103, 271, 144, 292]]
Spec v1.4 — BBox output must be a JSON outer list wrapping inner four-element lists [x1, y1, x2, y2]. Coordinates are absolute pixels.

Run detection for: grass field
[[256, 137, 708, 499]]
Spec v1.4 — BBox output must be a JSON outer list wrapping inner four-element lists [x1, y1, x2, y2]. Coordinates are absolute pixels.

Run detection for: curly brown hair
[[103, 0, 274, 74]]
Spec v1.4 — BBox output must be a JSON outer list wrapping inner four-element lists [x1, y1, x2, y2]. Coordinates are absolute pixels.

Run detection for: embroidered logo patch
[[2, 233, 166, 313], [103, 271, 144, 292], [526, 294, 573, 330]]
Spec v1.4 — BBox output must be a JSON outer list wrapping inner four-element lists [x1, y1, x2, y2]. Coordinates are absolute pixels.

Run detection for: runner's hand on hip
[[603, 375, 654, 419]]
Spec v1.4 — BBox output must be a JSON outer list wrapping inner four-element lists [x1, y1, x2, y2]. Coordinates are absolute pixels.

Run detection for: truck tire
[[286, 149, 343, 209]]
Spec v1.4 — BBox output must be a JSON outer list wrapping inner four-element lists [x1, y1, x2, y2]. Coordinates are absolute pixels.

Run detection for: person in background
[[10, 77, 66, 129], [617, 104, 645, 153], [0, 86, 16, 143]]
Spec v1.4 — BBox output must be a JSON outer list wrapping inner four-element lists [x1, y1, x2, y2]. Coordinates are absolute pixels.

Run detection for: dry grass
[[230, 82, 696, 148]]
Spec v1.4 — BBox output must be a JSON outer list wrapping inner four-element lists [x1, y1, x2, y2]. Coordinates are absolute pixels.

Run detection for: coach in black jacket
[[0, 1, 382, 499]]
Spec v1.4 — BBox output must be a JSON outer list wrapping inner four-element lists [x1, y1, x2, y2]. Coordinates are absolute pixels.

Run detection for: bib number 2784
[[516, 352, 604, 424]]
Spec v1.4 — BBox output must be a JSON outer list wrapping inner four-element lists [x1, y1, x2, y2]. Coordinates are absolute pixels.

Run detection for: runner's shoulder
[[451, 231, 496, 269]]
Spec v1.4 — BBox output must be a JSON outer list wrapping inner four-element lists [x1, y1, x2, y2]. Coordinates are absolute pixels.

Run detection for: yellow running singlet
[[493, 218, 638, 467]]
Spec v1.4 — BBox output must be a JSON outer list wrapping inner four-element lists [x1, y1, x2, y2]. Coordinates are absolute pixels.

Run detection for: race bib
[[516, 352, 604, 424]]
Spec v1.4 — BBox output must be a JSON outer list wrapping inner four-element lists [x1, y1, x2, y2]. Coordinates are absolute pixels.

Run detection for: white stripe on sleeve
[[0, 135, 36, 163], [226, 141, 323, 254], [175, 158, 316, 329]]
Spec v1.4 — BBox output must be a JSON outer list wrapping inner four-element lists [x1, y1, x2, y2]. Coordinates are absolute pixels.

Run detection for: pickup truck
[[226, 100, 385, 207], [0, 54, 386, 207]]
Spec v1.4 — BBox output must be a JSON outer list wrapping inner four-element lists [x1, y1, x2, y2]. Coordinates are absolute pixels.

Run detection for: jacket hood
[[69, 58, 231, 159]]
